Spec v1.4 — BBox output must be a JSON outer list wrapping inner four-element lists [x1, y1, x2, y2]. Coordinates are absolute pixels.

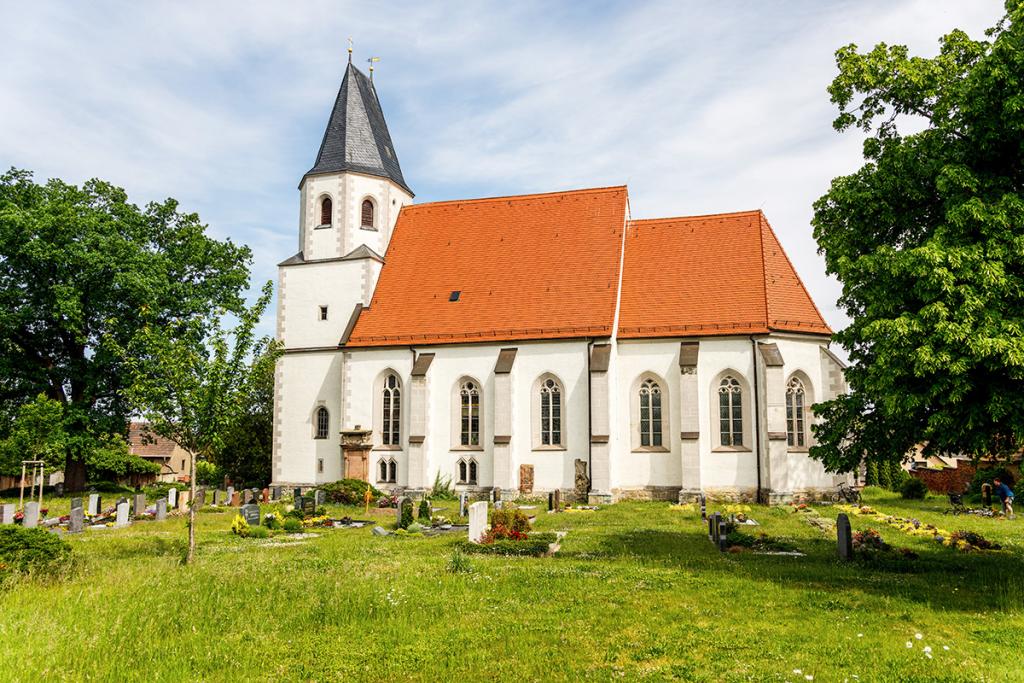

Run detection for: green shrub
[[429, 471, 456, 500], [263, 512, 282, 530], [142, 482, 176, 500], [406, 522, 424, 534], [418, 499, 431, 523], [489, 508, 530, 533], [969, 466, 1017, 495], [282, 518, 302, 533], [399, 499, 414, 529], [457, 532, 557, 557], [247, 526, 270, 539], [318, 479, 383, 505], [86, 480, 134, 494], [900, 477, 929, 500], [0, 526, 74, 576], [195, 460, 223, 486]]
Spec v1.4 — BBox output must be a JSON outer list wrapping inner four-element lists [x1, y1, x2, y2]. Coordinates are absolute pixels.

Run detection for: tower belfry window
[[320, 196, 332, 226], [361, 199, 375, 228]]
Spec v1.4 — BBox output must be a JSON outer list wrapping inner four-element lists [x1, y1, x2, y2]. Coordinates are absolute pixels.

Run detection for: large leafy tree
[[0, 169, 251, 490], [811, 2, 1024, 472], [118, 282, 280, 563]]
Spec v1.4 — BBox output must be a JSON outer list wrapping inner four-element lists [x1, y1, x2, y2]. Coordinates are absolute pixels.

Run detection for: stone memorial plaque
[[468, 501, 488, 543], [261, 488, 269, 504], [133, 493, 147, 516], [87, 493, 101, 516], [574, 459, 590, 500], [168, 488, 178, 508], [837, 513, 853, 561], [155, 498, 167, 521], [23, 502, 40, 528], [240, 503, 260, 526], [115, 502, 129, 527], [69, 506, 85, 534], [519, 464, 534, 495], [0, 503, 14, 524]]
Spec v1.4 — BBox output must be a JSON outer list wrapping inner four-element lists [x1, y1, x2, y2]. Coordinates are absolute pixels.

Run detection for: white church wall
[[278, 261, 366, 350], [274, 350, 344, 485]]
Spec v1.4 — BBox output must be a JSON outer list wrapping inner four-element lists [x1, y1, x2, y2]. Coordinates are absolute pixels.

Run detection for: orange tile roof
[[617, 211, 831, 338], [346, 186, 629, 347]]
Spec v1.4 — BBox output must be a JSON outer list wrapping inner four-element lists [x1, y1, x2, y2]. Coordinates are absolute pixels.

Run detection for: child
[[993, 477, 1015, 519]]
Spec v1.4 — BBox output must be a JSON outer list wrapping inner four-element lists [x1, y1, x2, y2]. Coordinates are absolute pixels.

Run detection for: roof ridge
[[759, 213, 831, 333], [408, 185, 628, 209], [630, 209, 762, 225]]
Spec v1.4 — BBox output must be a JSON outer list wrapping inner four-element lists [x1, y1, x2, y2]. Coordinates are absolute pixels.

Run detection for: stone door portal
[[344, 451, 369, 482], [340, 428, 373, 483]]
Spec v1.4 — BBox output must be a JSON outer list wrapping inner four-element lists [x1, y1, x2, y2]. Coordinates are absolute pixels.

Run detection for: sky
[[0, 1, 1006, 352]]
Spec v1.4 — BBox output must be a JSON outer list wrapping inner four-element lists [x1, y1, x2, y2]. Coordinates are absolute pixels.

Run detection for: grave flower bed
[[838, 506, 1002, 553], [458, 509, 558, 557], [726, 530, 799, 553]]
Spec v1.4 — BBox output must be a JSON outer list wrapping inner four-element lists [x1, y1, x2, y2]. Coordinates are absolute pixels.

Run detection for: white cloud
[[0, 0, 1006, 347]]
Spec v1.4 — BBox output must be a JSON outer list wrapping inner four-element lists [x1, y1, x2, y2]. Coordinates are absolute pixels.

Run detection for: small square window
[[319, 306, 328, 321], [449, 291, 461, 302]]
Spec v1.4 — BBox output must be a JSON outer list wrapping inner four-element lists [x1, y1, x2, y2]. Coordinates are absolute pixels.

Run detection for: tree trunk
[[64, 454, 87, 492], [186, 451, 199, 564]]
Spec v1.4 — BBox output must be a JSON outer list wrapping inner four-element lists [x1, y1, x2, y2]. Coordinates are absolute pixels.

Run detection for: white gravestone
[[155, 499, 167, 521], [87, 494, 101, 516], [23, 502, 40, 528], [468, 501, 488, 544], [167, 488, 178, 508], [0, 503, 14, 524], [115, 502, 130, 527]]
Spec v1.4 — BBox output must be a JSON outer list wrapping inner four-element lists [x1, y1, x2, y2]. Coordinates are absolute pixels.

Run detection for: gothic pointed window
[[378, 459, 388, 483], [786, 377, 807, 448], [388, 459, 397, 483], [460, 380, 480, 446], [639, 378, 663, 447], [314, 406, 329, 439], [382, 373, 401, 446], [468, 459, 478, 485], [457, 458, 468, 484], [719, 376, 743, 447], [540, 377, 562, 446], [320, 196, 332, 226], [361, 199, 375, 228]]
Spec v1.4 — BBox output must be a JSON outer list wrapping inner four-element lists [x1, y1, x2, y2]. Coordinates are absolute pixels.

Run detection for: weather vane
[[367, 56, 380, 80], [347, 37, 353, 63]]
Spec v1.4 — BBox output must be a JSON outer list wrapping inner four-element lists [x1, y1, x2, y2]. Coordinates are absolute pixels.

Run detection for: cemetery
[[0, 484, 1020, 680]]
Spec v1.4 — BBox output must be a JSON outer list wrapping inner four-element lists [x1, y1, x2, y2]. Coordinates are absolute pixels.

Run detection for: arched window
[[314, 406, 329, 439], [468, 459, 478, 485], [378, 459, 388, 483], [786, 377, 807, 447], [361, 198, 375, 228], [457, 458, 478, 485], [382, 374, 401, 446], [718, 376, 743, 446], [540, 377, 562, 446], [320, 196, 332, 226], [377, 459, 397, 483], [460, 380, 480, 446], [458, 459, 468, 484], [639, 378, 663, 447], [388, 459, 397, 483]]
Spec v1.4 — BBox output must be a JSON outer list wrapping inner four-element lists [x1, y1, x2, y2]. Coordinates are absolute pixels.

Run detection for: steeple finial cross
[[347, 37, 353, 63]]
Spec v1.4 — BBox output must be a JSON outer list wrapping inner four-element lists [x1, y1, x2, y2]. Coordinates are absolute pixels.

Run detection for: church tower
[[272, 58, 413, 486]]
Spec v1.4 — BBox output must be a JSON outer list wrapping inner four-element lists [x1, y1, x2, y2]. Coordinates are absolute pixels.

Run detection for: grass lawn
[[1, 487, 1022, 682]]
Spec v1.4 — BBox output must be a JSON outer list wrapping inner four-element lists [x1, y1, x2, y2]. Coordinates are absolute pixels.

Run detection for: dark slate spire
[[303, 63, 412, 196]]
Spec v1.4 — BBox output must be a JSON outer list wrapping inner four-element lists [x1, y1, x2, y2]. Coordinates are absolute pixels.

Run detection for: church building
[[272, 61, 849, 503]]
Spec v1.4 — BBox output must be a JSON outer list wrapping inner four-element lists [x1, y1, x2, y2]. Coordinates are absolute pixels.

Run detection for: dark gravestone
[[272, 486, 282, 501], [574, 459, 590, 500], [700, 494, 707, 521], [707, 514, 715, 541], [396, 496, 411, 526], [836, 513, 853, 561], [547, 491, 555, 512], [70, 497, 83, 511], [982, 483, 992, 508], [240, 503, 260, 526], [296, 496, 315, 517], [458, 492, 468, 518], [293, 487, 302, 500], [711, 512, 722, 545], [553, 489, 562, 512], [133, 493, 147, 516], [68, 506, 84, 534], [155, 498, 167, 521], [717, 517, 728, 552], [194, 488, 206, 509]]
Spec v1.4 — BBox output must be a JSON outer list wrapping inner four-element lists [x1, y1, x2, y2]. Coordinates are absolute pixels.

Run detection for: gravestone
[[836, 513, 853, 561], [240, 503, 260, 526], [293, 487, 302, 500], [177, 490, 190, 512], [242, 489, 253, 505], [226, 486, 235, 505], [168, 488, 178, 509], [468, 501, 488, 543], [262, 488, 270, 504], [717, 517, 728, 552], [710, 512, 721, 545], [272, 486, 282, 501], [519, 464, 534, 494], [295, 496, 315, 517], [194, 488, 206, 509], [553, 489, 562, 512], [70, 497, 83, 511], [982, 483, 992, 507], [395, 496, 411, 526], [115, 501, 129, 527], [211, 489, 221, 506], [23, 502, 40, 528], [574, 459, 590, 500], [87, 493, 101, 516], [0, 503, 14, 524], [314, 489, 326, 507], [68, 506, 85, 534], [488, 489, 495, 504], [700, 494, 707, 521], [458, 492, 468, 518], [133, 493, 147, 516], [155, 498, 167, 521], [230, 491, 241, 507]]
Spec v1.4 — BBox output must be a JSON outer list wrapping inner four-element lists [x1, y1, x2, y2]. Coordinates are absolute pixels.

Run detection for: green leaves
[[810, 2, 1024, 472]]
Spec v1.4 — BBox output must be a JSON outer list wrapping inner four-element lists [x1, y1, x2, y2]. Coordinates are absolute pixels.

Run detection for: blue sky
[[0, 1, 1005, 348]]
